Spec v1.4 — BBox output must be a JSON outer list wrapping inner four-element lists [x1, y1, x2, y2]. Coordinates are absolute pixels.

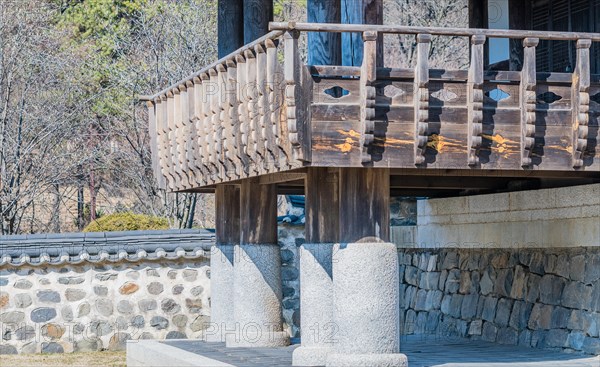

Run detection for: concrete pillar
[[206, 185, 238, 342], [326, 168, 408, 367], [226, 180, 289, 347]]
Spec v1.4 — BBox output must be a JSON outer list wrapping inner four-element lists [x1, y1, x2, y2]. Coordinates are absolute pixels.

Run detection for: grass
[[0, 351, 126, 367]]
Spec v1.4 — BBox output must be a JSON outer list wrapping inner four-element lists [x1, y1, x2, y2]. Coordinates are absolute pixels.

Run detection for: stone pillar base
[[328, 242, 406, 367], [225, 330, 289, 348], [293, 243, 334, 366], [326, 353, 408, 367], [228, 243, 289, 348], [206, 244, 235, 343], [293, 346, 333, 366]]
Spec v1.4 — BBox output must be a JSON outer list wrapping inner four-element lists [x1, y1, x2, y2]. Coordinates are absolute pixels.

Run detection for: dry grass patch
[[0, 351, 126, 367]]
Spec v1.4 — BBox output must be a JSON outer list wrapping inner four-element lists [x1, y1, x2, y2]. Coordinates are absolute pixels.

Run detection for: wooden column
[[218, 0, 244, 58], [469, 0, 489, 67], [307, 0, 341, 65], [468, 35, 486, 166], [341, 0, 383, 67], [508, 0, 532, 71], [305, 168, 340, 243], [215, 185, 240, 245], [240, 179, 277, 244], [338, 168, 390, 243], [244, 0, 273, 44]]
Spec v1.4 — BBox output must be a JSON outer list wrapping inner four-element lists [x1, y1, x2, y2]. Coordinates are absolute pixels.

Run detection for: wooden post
[[307, 0, 342, 66], [305, 168, 340, 243], [178, 84, 191, 188], [151, 98, 167, 190], [572, 39, 592, 168], [469, 0, 488, 67], [520, 37, 538, 168], [217, 64, 232, 179], [236, 54, 250, 176], [159, 94, 175, 189], [341, 0, 383, 67], [186, 80, 199, 186], [192, 76, 207, 184], [266, 39, 282, 168], [360, 31, 377, 164], [414, 34, 431, 166], [215, 185, 240, 246], [468, 35, 486, 166], [209, 69, 221, 181], [240, 179, 277, 244], [200, 73, 213, 184], [166, 91, 178, 189], [338, 168, 390, 243], [225, 59, 241, 178], [245, 49, 261, 174], [255, 43, 269, 172], [243, 0, 273, 44], [218, 0, 244, 58]]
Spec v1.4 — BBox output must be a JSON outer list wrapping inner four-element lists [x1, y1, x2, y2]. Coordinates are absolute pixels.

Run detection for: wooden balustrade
[[142, 23, 600, 191]]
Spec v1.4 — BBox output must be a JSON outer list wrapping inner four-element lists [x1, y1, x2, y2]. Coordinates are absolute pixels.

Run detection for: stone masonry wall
[[399, 247, 600, 355], [0, 260, 211, 354]]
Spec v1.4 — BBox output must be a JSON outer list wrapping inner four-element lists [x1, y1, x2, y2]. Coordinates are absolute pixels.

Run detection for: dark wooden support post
[[469, 0, 489, 66], [229, 179, 288, 347], [341, 0, 383, 67], [207, 185, 240, 342], [243, 0, 273, 44], [218, 0, 244, 58], [338, 168, 390, 242], [305, 168, 340, 243], [307, 0, 342, 65]]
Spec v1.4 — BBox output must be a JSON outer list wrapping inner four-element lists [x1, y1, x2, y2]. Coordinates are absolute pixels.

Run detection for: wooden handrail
[[269, 22, 600, 42], [139, 30, 285, 102]]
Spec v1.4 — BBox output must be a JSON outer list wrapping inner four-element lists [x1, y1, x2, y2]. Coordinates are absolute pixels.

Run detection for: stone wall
[[0, 230, 214, 354], [398, 247, 600, 355]]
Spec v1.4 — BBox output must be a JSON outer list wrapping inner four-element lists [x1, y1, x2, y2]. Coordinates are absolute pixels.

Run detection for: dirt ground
[[0, 351, 126, 367]]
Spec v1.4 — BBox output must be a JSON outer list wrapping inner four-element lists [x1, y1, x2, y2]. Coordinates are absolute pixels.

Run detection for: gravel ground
[[0, 351, 126, 367]]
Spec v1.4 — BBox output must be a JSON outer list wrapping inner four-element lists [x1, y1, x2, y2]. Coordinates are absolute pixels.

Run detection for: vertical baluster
[[217, 63, 233, 179], [520, 38, 539, 168], [284, 29, 304, 161], [468, 35, 486, 167], [256, 43, 270, 172], [167, 91, 179, 189], [245, 49, 260, 174], [193, 76, 206, 186], [266, 38, 286, 168], [236, 54, 250, 176], [209, 68, 221, 181], [360, 31, 377, 164], [148, 99, 166, 190], [186, 80, 199, 185], [200, 73, 213, 184], [572, 39, 591, 169], [179, 84, 191, 188], [226, 59, 241, 178], [160, 94, 174, 189], [414, 33, 431, 166]]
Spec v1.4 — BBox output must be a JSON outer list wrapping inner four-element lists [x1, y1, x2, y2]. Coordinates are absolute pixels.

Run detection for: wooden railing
[[142, 22, 600, 191]]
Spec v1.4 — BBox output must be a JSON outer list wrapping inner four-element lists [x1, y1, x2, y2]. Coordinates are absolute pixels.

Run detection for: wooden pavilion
[[141, 1, 600, 366]]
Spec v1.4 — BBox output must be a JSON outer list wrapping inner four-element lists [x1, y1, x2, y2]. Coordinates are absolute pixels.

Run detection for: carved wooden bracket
[[414, 33, 431, 166], [360, 31, 378, 164], [468, 34, 486, 166], [520, 37, 539, 168], [572, 38, 591, 169]]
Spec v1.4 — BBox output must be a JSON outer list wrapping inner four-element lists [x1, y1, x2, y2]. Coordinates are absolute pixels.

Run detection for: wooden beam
[[259, 171, 306, 185], [218, 0, 244, 58], [215, 185, 240, 245], [307, 0, 341, 66], [240, 179, 277, 244], [339, 168, 389, 243], [305, 168, 339, 243], [244, 0, 273, 44]]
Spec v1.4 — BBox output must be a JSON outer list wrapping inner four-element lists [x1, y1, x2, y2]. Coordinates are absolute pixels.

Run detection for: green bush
[[83, 212, 169, 232]]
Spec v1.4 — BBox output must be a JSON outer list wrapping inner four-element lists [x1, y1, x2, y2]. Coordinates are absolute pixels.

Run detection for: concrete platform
[[127, 335, 600, 367]]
